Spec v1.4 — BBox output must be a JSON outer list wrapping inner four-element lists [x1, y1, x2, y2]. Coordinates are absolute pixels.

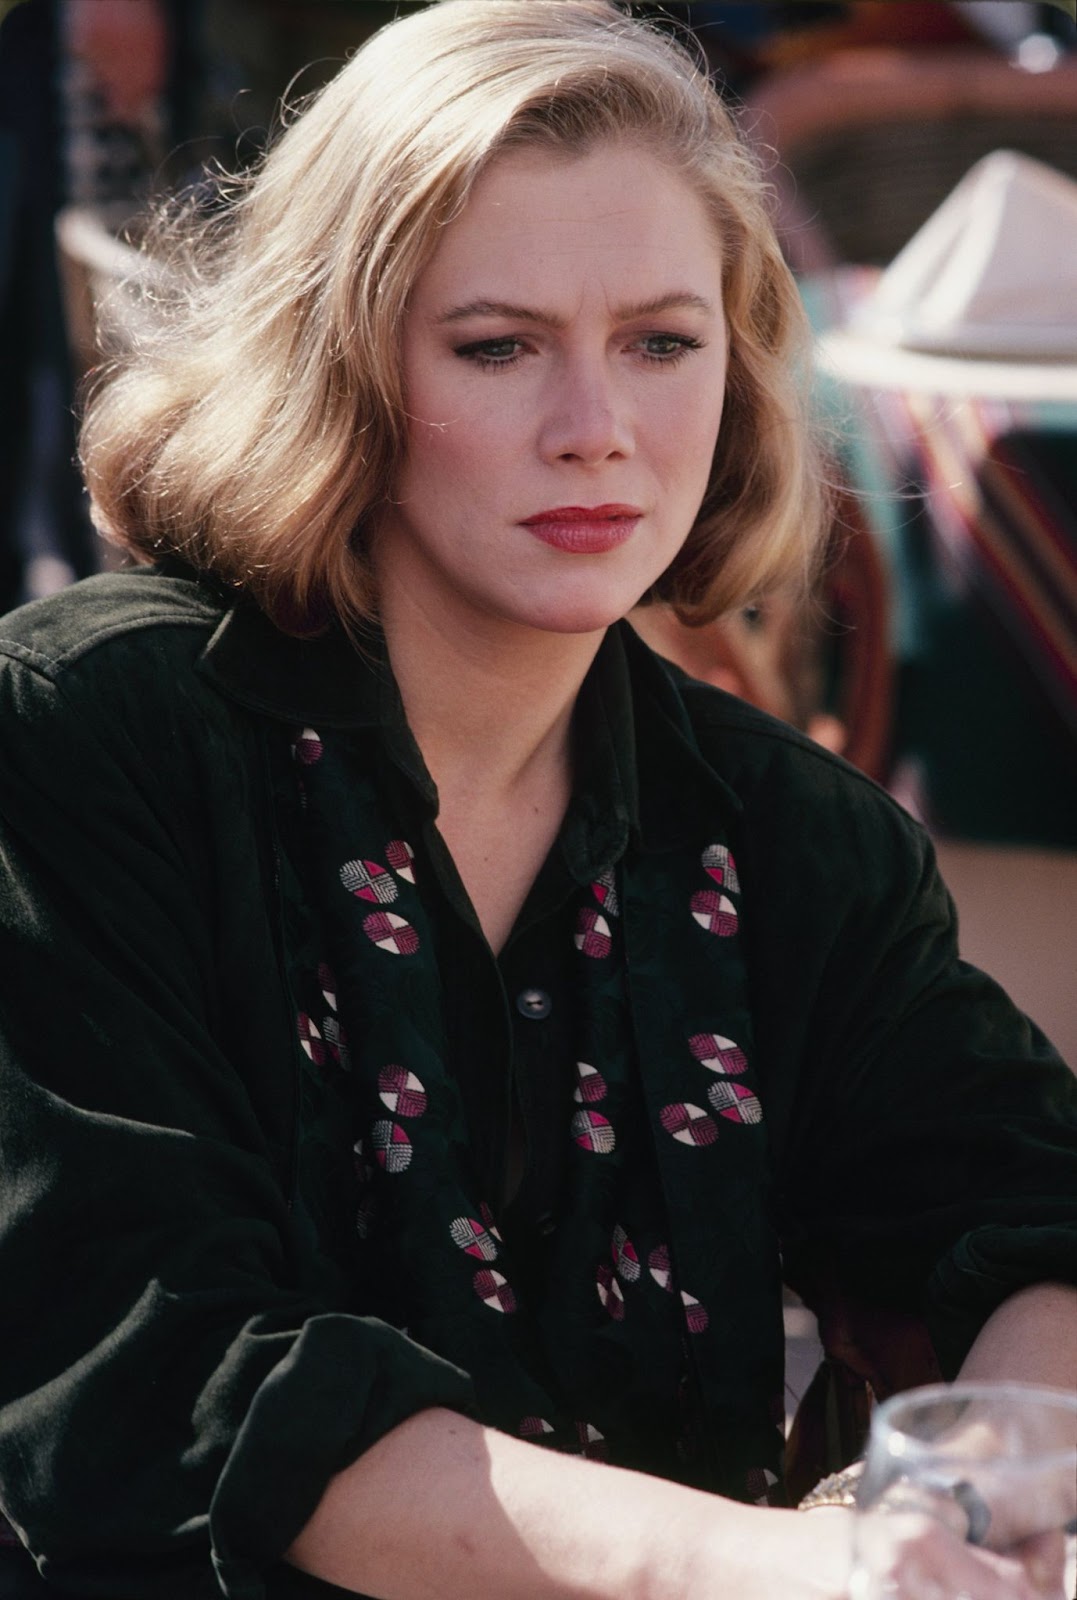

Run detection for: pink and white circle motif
[[702, 843, 740, 894], [363, 910, 420, 955], [293, 727, 323, 766], [648, 1243, 673, 1292], [297, 1013, 325, 1064], [573, 1061, 607, 1105], [612, 1224, 640, 1283], [449, 1215, 498, 1261], [519, 1416, 555, 1440], [378, 1064, 427, 1118], [570, 1108, 616, 1154], [707, 1080, 763, 1125], [688, 1032, 748, 1076], [318, 962, 337, 1012], [322, 1014, 351, 1070], [681, 1291, 709, 1334], [574, 906, 612, 959], [473, 1268, 517, 1314], [595, 1263, 626, 1321], [340, 858, 399, 905], [659, 1102, 718, 1147], [371, 1119, 412, 1174], [590, 867, 620, 917], [689, 889, 738, 938], [385, 839, 416, 883]]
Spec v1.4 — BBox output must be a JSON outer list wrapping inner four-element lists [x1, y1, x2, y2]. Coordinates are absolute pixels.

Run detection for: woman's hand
[[728, 1505, 1058, 1600], [837, 1285, 1077, 1600], [693, 1499, 1064, 1600], [848, 1508, 1066, 1599]]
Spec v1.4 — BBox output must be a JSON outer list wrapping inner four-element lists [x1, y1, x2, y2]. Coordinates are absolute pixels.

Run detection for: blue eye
[[454, 338, 524, 369], [636, 333, 704, 364]]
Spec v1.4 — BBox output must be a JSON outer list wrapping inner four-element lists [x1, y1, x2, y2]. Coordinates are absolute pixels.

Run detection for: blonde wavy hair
[[81, 0, 830, 634]]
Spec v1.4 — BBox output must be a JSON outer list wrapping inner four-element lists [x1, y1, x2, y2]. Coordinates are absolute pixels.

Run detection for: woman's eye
[[636, 333, 703, 363], [454, 337, 524, 369], [453, 331, 704, 369]]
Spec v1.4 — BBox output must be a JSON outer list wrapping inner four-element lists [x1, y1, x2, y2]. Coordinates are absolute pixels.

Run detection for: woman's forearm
[[956, 1281, 1077, 1390], [285, 1406, 735, 1600], [284, 1284, 1077, 1599], [284, 1406, 848, 1600]]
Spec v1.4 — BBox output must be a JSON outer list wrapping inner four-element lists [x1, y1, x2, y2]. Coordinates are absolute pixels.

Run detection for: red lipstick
[[519, 504, 642, 554]]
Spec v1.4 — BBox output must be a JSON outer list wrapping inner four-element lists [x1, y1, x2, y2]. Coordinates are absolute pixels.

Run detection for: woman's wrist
[[797, 1455, 993, 1546], [692, 1503, 853, 1600]]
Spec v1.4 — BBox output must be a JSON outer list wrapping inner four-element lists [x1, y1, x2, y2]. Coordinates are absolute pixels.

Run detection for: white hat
[[817, 150, 1077, 400]]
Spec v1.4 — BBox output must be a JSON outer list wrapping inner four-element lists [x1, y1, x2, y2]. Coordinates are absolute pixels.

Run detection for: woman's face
[[374, 140, 729, 643]]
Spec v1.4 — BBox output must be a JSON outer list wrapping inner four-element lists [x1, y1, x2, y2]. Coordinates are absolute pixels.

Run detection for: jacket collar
[[198, 594, 742, 853], [198, 595, 388, 728]]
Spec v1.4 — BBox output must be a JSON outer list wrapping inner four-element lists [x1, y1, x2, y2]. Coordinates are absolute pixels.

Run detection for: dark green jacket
[[1, 570, 1074, 1599]]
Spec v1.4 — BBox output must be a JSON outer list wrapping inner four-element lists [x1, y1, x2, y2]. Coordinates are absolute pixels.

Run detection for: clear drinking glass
[[850, 1382, 1077, 1600]]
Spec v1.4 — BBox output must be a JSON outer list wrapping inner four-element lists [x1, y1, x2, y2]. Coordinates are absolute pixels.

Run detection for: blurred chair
[[632, 476, 893, 782], [782, 1263, 944, 1504], [744, 49, 1077, 269]]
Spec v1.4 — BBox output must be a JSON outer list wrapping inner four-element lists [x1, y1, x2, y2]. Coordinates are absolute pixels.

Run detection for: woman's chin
[[512, 605, 635, 640], [498, 580, 658, 640]]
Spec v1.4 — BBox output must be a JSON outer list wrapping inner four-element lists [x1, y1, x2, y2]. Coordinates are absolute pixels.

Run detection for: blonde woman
[[0, 4, 1074, 1598]]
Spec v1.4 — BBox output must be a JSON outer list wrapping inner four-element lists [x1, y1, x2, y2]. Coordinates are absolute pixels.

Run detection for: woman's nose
[[538, 361, 634, 466]]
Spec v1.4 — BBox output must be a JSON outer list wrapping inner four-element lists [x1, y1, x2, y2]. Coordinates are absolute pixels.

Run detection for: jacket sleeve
[[743, 743, 1077, 1378], [0, 644, 475, 1600]]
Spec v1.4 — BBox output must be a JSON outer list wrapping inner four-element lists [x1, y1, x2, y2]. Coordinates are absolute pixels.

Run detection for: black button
[[516, 987, 552, 1020], [536, 1210, 557, 1237]]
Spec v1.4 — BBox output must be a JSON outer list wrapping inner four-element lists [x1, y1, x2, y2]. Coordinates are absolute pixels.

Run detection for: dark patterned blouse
[[1, 568, 1074, 1600]]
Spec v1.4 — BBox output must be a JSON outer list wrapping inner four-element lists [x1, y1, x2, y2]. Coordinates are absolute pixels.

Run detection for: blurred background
[[0, 0, 1074, 1074]]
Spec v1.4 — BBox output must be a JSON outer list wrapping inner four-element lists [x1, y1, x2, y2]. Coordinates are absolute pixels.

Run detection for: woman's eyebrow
[[435, 291, 716, 328]]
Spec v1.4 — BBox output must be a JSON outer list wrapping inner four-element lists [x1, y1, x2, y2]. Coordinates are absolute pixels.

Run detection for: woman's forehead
[[410, 142, 725, 320]]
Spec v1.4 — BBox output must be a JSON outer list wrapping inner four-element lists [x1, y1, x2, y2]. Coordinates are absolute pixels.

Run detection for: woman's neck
[[377, 585, 607, 955], [379, 584, 605, 798]]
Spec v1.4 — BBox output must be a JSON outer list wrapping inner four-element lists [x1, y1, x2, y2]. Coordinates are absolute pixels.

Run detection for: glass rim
[[872, 1381, 1077, 1472]]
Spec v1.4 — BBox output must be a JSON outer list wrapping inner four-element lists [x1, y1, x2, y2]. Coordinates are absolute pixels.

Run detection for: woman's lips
[[519, 504, 642, 554]]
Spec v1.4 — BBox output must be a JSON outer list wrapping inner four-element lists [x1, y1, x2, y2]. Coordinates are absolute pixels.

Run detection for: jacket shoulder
[[0, 569, 227, 680], [0, 572, 243, 805], [674, 667, 919, 835]]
